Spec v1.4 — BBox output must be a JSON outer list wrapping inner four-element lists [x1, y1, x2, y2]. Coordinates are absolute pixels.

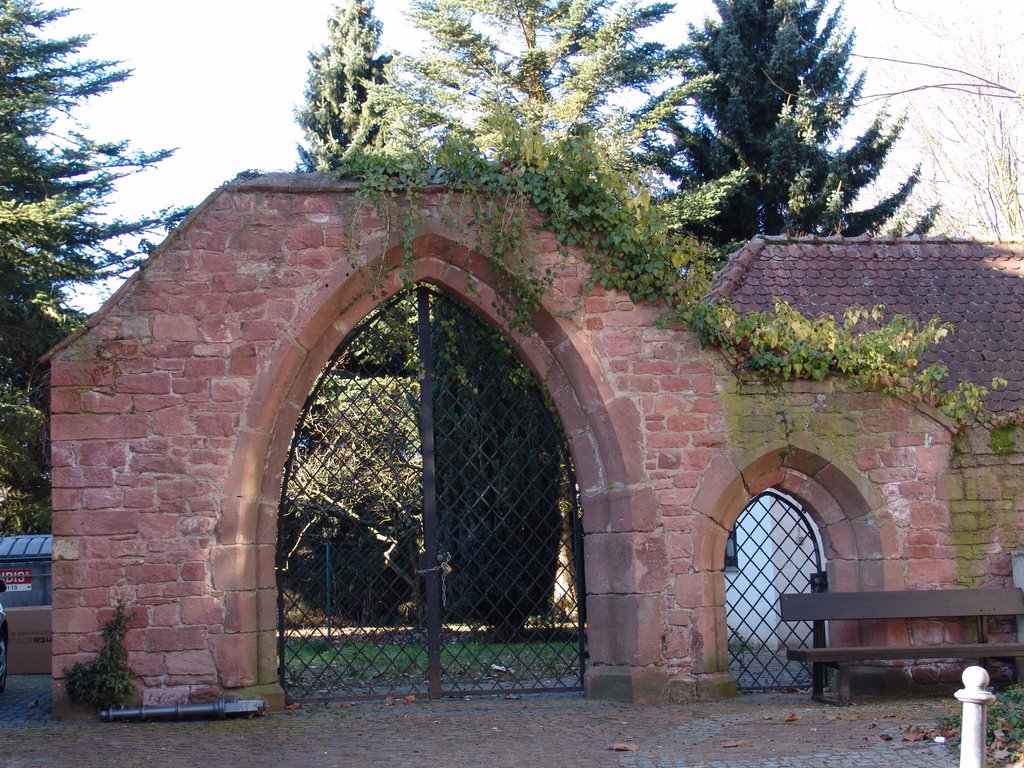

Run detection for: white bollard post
[[955, 666, 996, 768]]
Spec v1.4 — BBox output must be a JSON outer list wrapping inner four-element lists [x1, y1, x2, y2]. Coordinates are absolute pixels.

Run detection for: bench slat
[[787, 643, 1024, 663], [779, 588, 1024, 622]]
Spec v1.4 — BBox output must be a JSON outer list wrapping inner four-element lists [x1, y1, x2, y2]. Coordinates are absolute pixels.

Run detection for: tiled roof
[[710, 236, 1024, 414]]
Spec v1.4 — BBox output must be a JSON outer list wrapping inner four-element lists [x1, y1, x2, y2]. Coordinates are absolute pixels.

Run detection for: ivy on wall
[[332, 127, 1014, 425]]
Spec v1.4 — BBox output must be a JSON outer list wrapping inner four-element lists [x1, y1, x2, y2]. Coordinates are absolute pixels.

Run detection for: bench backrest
[[779, 588, 1024, 622]]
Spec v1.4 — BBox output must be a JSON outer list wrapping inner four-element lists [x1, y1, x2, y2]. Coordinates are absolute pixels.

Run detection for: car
[[0, 579, 7, 693]]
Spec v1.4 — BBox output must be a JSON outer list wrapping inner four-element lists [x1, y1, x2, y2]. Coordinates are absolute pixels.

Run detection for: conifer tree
[[0, 0, 175, 532], [296, 0, 391, 170], [392, 0, 677, 154], [645, 0, 924, 247]]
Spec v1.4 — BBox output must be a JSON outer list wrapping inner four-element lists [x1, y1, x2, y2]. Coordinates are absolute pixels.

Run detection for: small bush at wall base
[[937, 684, 1024, 763], [65, 601, 136, 709]]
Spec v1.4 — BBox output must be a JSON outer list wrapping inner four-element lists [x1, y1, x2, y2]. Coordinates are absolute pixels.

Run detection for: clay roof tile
[[710, 238, 1024, 413]]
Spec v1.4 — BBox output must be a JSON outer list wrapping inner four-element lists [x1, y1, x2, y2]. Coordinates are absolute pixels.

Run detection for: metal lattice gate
[[277, 286, 586, 702], [725, 490, 825, 690]]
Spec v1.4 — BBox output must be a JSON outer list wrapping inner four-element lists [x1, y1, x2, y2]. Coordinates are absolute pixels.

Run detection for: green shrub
[[65, 602, 136, 709], [938, 683, 1024, 761]]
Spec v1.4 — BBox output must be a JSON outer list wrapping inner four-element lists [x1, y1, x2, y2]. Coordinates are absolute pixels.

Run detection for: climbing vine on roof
[[334, 126, 1008, 425]]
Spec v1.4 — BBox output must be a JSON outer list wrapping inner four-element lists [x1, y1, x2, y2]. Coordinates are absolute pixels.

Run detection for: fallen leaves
[[901, 725, 928, 742], [989, 726, 1022, 764], [382, 695, 417, 706], [761, 712, 802, 723], [993, 747, 1013, 761]]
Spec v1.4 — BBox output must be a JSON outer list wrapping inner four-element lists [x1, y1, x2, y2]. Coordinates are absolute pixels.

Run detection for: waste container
[[0, 534, 51, 607], [0, 534, 53, 674]]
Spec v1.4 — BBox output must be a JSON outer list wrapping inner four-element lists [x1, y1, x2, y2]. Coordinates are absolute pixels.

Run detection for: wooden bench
[[779, 588, 1024, 702]]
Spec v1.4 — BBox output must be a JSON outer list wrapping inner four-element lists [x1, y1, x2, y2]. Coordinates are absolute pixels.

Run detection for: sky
[[35, 0, 1023, 309]]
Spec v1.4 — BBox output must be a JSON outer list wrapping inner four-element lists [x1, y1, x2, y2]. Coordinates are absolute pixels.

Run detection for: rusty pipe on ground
[[101, 698, 265, 722]]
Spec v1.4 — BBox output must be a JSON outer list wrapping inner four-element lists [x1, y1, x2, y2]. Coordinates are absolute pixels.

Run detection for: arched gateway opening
[[725, 490, 825, 690], [277, 285, 586, 701]]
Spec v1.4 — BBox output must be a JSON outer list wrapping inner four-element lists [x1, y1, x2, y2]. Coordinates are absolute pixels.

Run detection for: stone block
[[52, 510, 139, 537], [181, 595, 226, 626], [583, 532, 668, 595], [586, 593, 664, 666], [225, 591, 258, 633], [218, 495, 259, 546], [140, 686, 192, 707], [165, 650, 218, 677], [211, 545, 257, 591], [691, 454, 745, 522], [145, 626, 206, 652], [608, 486, 660, 533], [817, 462, 876, 519], [584, 665, 669, 703], [51, 414, 149, 441], [210, 632, 259, 688]]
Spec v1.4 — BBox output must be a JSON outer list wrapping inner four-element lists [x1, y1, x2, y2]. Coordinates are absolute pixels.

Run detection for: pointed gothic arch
[[210, 227, 661, 702], [688, 441, 899, 687]]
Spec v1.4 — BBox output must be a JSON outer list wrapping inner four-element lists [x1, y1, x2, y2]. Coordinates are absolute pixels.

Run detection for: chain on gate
[[416, 552, 451, 608], [276, 287, 586, 702], [725, 490, 825, 691]]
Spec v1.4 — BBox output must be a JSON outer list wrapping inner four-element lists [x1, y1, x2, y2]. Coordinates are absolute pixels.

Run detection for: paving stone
[[0, 676, 959, 767]]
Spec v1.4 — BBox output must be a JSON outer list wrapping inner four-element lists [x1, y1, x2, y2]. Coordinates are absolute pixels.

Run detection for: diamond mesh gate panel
[[278, 292, 426, 699], [725, 491, 823, 691], [278, 288, 585, 701], [431, 295, 584, 694]]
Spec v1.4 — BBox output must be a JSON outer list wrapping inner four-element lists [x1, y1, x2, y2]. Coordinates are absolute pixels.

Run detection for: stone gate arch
[[218, 239, 643, 701], [688, 441, 898, 690], [48, 176, 665, 711]]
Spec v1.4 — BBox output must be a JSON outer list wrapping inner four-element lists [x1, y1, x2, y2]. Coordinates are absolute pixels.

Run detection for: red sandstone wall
[[47, 174, 1011, 709]]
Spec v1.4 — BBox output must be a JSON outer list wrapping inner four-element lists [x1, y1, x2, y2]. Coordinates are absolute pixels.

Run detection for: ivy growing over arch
[[329, 124, 1010, 425]]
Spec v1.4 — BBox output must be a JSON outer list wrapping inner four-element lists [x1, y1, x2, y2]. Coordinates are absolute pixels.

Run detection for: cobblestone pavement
[[0, 676, 960, 768]]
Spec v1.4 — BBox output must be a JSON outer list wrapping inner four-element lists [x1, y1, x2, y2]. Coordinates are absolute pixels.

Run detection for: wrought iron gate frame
[[725, 489, 825, 691], [277, 286, 586, 702]]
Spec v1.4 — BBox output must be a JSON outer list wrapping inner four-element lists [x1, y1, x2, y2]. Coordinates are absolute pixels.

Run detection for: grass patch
[[283, 627, 583, 689]]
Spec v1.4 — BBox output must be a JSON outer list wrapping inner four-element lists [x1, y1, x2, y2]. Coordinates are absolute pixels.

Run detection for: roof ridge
[[709, 237, 769, 300], [758, 233, 1024, 246]]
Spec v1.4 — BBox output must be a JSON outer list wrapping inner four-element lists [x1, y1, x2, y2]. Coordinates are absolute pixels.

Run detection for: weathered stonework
[[46, 174, 1024, 714]]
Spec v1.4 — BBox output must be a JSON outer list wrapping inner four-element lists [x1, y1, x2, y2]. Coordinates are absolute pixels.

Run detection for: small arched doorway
[[725, 490, 825, 690], [276, 285, 586, 702]]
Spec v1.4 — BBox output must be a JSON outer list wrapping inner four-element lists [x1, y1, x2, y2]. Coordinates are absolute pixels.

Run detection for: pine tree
[[296, 0, 391, 170], [645, 0, 924, 247], [389, 0, 677, 154], [0, 0, 175, 532]]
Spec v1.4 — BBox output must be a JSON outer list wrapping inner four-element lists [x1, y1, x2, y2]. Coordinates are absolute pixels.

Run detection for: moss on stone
[[989, 425, 1020, 456]]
